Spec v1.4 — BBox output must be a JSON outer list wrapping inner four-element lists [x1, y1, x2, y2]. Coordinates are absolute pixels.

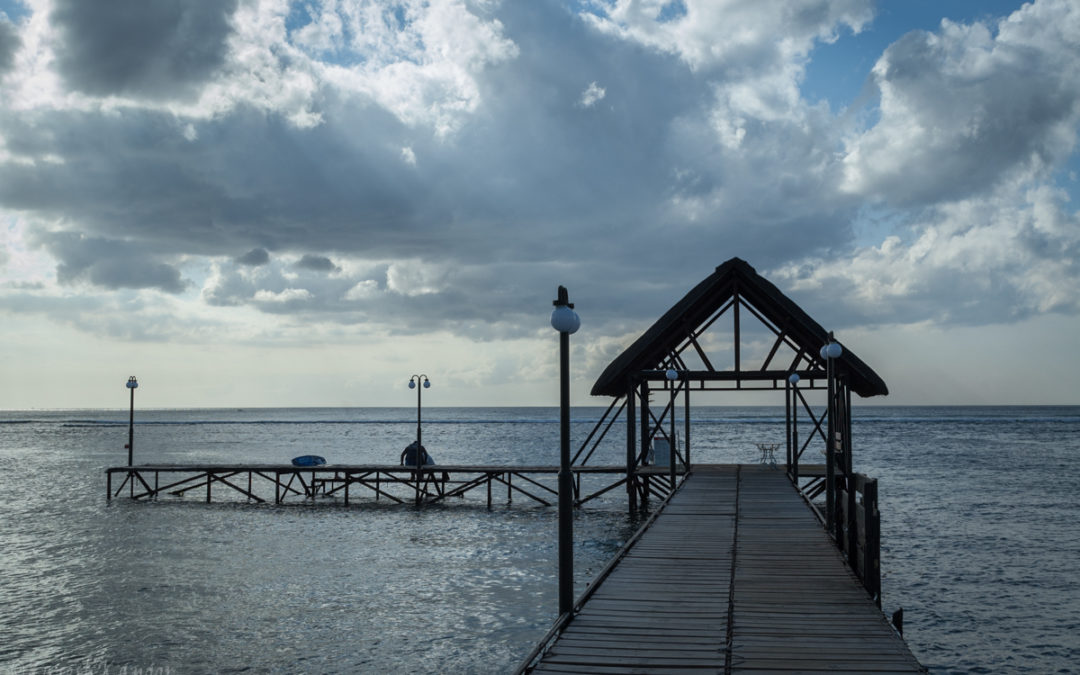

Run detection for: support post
[[825, 334, 836, 534], [790, 377, 800, 483], [626, 384, 637, 512], [684, 381, 690, 469], [668, 378, 676, 491], [640, 380, 650, 504], [785, 377, 792, 473]]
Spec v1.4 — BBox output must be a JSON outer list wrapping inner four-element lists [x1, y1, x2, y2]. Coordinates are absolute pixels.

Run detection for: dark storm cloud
[[50, 0, 238, 99], [294, 254, 339, 272], [39, 231, 187, 293], [0, 14, 19, 75], [236, 248, 270, 266]]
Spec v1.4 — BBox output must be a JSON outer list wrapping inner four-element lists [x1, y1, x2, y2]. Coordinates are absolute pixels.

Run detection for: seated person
[[400, 441, 435, 466]]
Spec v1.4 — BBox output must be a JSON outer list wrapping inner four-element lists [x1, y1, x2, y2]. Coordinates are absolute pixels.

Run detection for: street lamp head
[[550, 305, 580, 334], [819, 342, 843, 360], [665, 368, 679, 381], [551, 285, 580, 334], [788, 373, 800, 385], [423, 379, 431, 389], [408, 380, 416, 389], [126, 376, 138, 389]]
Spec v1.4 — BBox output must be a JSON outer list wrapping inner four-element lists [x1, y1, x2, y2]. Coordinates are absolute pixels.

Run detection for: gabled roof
[[590, 257, 888, 398]]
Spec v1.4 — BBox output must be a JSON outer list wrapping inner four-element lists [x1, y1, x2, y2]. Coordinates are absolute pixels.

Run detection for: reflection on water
[[1, 406, 1079, 672]]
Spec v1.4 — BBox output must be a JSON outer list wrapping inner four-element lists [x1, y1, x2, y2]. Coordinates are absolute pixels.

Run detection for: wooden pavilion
[[575, 257, 889, 562]]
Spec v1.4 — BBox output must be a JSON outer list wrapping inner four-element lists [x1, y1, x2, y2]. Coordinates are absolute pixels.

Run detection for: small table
[[756, 443, 779, 466]]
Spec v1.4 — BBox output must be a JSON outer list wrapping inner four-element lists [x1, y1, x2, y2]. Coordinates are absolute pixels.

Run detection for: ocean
[[1, 406, 1077, 674]]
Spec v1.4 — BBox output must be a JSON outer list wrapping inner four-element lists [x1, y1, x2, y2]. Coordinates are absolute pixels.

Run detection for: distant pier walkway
[[523, 465, 923, 673], [105, 463, 678, 507]]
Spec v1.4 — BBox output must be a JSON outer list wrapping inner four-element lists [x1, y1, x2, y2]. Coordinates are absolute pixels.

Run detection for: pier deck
[[524, 464, 923, 673]]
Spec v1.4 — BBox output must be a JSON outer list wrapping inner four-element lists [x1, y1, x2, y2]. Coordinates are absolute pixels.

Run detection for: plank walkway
[[528, 464, 923, 674]]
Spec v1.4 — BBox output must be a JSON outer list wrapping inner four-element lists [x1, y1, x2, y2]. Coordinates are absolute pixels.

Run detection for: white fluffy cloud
[[841, 0, 1080, 204], [776, 180, 1080, 327], [1, 0, 1079, 405]]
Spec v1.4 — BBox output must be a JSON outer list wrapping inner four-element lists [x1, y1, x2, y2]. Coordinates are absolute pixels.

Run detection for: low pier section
[[105, 464, 681, 507], [525, 464, 923, 673]]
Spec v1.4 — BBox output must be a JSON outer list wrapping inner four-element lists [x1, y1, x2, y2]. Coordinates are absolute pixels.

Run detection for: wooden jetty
[[105, 463, 689, 507], [519, 465, 923, 673], [106, 259, 923, 671]]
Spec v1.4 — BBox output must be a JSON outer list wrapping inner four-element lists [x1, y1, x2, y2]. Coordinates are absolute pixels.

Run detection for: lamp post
[[551, 285, 580, 617], [408, 375, 431, 459], [819, 336, 842, 533], [408, 375, 430, 506], [125, 376, 138, 467], [665, 367, 679, 489]]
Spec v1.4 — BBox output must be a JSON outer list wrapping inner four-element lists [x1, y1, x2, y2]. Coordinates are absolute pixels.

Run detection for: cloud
[[0, 0, 1078, 365], [841, 0, 1080, 204], [254, 287, 313, 303], [37, 231, 188, 294], [0, 13, 20, 75], [580, 0, 872, 73], [774, 181, 1080, 328], [295, 254, 340, 272], [50, 0, 239, 100], [578, 81, 605, 107], [236, 248, 270, 266]]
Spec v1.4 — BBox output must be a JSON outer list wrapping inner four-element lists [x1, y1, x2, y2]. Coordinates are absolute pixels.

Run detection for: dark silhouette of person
[[401, 441, 434, 466]]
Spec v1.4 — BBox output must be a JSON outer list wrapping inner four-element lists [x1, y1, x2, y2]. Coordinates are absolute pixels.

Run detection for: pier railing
[[834, 472, 881, 606]]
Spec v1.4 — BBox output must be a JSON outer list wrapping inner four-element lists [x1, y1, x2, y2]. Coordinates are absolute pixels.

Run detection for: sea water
[[0, 406, 1077, 673]]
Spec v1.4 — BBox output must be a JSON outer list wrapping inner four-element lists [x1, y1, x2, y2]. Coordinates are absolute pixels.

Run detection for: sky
[[1, 0, 1078, 409]]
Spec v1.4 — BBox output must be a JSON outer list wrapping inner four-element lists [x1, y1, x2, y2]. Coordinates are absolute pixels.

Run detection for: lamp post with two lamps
[[551, 286, 580, 617], [408, 375, 430, 506], [407, 375, 431, 460]]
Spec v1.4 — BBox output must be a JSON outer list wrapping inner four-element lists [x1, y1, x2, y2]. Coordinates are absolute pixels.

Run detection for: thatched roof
[[590, 257, 888, 398]]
